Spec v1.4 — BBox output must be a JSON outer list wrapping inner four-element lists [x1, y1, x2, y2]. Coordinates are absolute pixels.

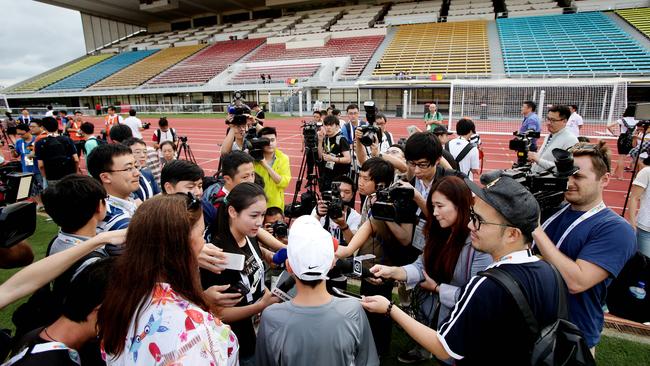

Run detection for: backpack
[[479, 266, 595, 366], [156, 128, 176, 144], [606, 252, 650, 323], [445, 140, 476, 164], [383, 131, 393, 146], [39, 136, 76, 179], [202, 174, 225, 207], [83, 136, 107, 157]]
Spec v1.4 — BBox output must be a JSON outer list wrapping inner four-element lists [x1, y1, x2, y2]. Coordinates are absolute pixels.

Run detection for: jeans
[[637, 227, 650, 258]]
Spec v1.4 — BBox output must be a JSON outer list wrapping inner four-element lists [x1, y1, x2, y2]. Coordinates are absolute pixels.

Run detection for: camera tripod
[[287, 145, 320, 222], [622, 122, 649, 217], [176, 138, 197, 165]]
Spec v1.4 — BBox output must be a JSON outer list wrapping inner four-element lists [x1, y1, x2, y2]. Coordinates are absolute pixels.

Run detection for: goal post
[[448, 78, 628, 138]]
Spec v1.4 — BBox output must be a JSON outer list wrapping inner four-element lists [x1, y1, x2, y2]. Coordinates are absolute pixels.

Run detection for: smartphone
[[331, 287, 362, 300], [222, 252, 245, 271], [407, 125, 420, 136]]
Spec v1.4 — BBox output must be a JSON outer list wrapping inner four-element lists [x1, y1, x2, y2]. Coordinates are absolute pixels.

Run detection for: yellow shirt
[[254, 149, 291, 210]]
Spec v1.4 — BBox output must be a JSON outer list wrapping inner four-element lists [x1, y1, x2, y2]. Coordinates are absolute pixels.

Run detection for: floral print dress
[[104, 283, 239, 366]]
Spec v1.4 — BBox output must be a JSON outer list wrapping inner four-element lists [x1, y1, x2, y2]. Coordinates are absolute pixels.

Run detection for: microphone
[[333, 256, 375, 278], [272, 248, 287, 266], [271, 270, 296, 302]]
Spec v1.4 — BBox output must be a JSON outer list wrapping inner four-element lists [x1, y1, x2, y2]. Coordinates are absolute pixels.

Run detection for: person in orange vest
[[104, 106, 123, 141], [66, 110, 87, 157]]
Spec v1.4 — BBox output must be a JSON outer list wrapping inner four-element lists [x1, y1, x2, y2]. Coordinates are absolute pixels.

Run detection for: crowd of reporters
[[0, 101, 645, 366]]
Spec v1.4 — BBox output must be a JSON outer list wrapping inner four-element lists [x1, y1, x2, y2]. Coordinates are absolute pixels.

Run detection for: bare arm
[[386, 221, 414, 246], [336, 220, 372, 258], [532, 227, 610, 294], [0, 230, 126, 309], [220, 127, 236, 155], [628, 185, 644, 229], [216, 288, 277, 323], [382, 153, 408, 173], [257, 228, 287, 251]]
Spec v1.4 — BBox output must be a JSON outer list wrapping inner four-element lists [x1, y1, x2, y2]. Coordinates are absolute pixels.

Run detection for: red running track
[[2, 116, 634, 216]]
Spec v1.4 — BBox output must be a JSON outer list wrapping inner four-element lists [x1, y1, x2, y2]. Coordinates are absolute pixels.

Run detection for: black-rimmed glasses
[[469, 208, 516, 231]]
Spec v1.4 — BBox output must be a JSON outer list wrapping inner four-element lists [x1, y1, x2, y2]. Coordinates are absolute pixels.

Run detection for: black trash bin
[[396, 104, 403, 117]]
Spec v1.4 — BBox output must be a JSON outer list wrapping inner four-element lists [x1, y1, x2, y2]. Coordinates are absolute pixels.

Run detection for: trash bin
[[396, 105, 403, 117]]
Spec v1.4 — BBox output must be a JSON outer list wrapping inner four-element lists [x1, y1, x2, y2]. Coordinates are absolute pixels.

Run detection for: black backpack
[[606, 252, 650, 323], [40, 135, 76, 180], [480, 266, 596, 366]]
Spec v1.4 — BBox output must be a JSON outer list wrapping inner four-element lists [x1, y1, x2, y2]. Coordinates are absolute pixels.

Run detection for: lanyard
[[240, 236, 264, 303], [5, 342, 80, 366], [486, 248, 538, 269], [533, 201, 606, 249]]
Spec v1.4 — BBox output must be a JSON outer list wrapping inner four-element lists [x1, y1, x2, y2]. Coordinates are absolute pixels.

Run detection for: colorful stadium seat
[[616, 8, 650, 40], [373, 21, 491, 76], [43, 50, 158, 91], [497, 12, 650, 75]]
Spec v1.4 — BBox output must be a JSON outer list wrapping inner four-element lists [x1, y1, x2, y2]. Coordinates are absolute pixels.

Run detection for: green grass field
[[1, 217, 649, 365]]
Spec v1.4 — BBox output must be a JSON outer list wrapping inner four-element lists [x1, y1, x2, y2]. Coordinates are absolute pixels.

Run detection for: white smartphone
[[222, 252, 245, 271]]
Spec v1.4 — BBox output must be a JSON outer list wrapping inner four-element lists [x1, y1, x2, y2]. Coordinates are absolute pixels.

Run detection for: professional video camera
[[228, 105, 248, 125], [243, 127, 270, 161], [270, 220, 288, 238], [301, 120, 320, 151], [502, 148, 578, 216], [371, 183, 417, 223], [509, 130, 541, 168], [0, 163, 36, 248], [321, 182, 344, 219], [359, 101, 382, 147]]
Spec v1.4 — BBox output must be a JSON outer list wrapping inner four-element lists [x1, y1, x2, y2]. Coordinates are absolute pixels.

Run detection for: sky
[[0, 0, 85, 89]]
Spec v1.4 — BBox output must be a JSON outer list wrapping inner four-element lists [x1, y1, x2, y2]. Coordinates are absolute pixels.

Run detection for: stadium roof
[[35, 0, 319, 26]]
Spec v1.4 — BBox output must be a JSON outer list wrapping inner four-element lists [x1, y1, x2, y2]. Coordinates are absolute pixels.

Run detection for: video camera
[[285, 190, 318, 219], [359, 101, 382, 147], [301, 120, 320, 151], [270, 220, 288, 238], [509, 130, 541, 168], [142, 122, 151, 129], [371, 183, 417, 223], [0, 163, 36, 248], [321, 182, 344, 219], [243, 127, 270, 161], [502, 148, 578, 215]]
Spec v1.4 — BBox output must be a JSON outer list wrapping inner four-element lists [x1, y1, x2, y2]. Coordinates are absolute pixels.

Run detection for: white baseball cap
[[287, 215, 335, 281]]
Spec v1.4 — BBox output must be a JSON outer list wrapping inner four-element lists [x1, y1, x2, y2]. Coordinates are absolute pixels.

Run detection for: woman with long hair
[[204, 182, 278, 365], [370, 176, 492, 363], [98, 194, 238, 365]]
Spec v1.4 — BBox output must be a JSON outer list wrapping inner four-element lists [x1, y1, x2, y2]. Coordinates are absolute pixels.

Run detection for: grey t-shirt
[[255, 297, 379, 366]]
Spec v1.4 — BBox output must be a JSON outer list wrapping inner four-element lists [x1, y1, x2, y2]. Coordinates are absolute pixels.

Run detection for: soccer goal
[[447, 78, 628, 138]]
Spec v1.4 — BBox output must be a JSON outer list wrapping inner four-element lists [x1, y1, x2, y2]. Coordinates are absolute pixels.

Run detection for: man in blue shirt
[[519, 101, 541, 151], [12, 124, 43, 201], [532, 141, 637, 352]]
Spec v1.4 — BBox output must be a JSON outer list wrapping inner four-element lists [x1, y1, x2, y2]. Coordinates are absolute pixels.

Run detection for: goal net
[[448, 78, 628, 138]]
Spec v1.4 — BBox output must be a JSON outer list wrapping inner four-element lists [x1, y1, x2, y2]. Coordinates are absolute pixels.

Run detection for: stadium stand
[[447, 0, 495, 21], [497, 12, 650, 75], [252, 15, 304, 38], [146, 39, 265, 86], [229, 63, 321, 84], [329, 4, 386, 32], [90, 45, 206, 89], [373, 21, 491, 76], [504, 0, 564, 17], [383, 0, 442, 25], [616, 7, 650, 40], [575, 0, 650, 12], [293, 8, 346, 35], [43, 50, 158, 91], [245, 35, 384, 77], [9, 54, 114, 93]]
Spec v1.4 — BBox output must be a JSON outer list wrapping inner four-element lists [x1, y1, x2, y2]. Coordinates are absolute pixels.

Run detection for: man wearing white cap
[[255, 215, 379, 366]]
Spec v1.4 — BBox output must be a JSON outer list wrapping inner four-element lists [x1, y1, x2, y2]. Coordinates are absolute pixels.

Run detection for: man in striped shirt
[[87, 143, 140, 255]]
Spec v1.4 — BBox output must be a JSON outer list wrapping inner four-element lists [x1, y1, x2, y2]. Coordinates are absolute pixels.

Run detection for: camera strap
[[532, 201, 606, 250]]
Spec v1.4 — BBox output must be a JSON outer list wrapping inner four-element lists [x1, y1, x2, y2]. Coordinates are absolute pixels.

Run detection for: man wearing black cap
[[362, 172, 562, 365], [431, 125, 459, 171]]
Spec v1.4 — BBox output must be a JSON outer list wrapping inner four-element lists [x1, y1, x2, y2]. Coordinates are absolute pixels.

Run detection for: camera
[[243, 126, 270, 161], [0, 163, 36, 248], [359, 101, 382, 147], [178, 136, 188, 144], [509, 130, 541, 168], [285, 190, 317, 219], [503, 148, 578, 216], [321, 182, 344, 219], [270, 220, 288, 238], [371, 183, 417, 223], [142, 122, 151, 129], [301, 120, 320, 151]]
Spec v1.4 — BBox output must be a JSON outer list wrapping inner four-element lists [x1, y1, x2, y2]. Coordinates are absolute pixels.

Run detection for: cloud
[[0, 0, 85, 88]]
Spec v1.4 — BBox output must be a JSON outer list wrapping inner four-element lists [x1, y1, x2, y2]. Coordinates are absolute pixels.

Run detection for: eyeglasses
[[176, 192, 201, 211], [469, 208, 516, 231], [107, 166, 138, 174], [545, 117, 565, 123], [407, 160, 432, 169]]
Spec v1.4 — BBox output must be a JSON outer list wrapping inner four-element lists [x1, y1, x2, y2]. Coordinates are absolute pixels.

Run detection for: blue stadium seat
[[43, 50, 158, 91], [497, 12, 650, 76]]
